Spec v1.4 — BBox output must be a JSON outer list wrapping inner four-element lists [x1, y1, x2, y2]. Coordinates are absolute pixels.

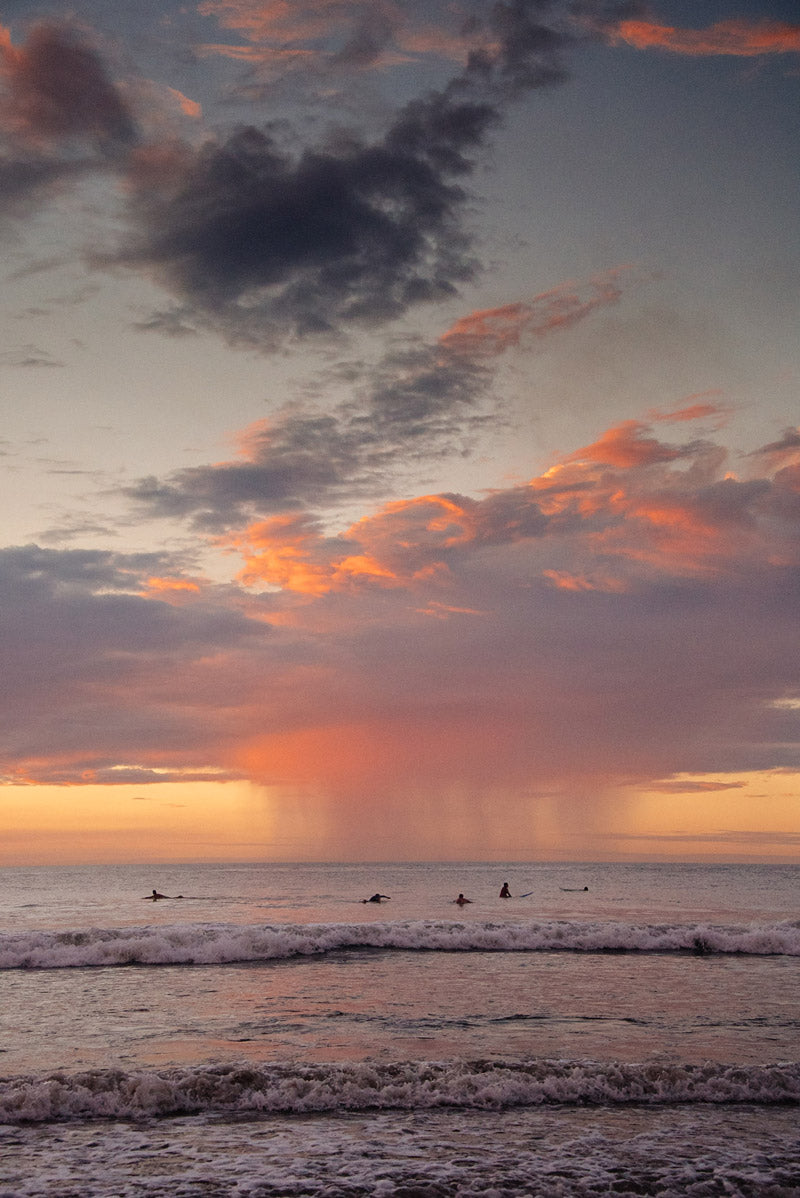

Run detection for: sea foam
[[1, 917, 798, 970], [1, 1058, 798, 1124]]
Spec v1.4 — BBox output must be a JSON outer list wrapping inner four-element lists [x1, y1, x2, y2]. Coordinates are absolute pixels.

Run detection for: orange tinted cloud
[[225, 410, 794, 600], [416, 600, 487, 619], [232, 497, 476, 594], [648, 393, 731, 426], [141, 576, 202, 602], [565, 420, 686, 469], [439, 269, 633, 358], [198, 0, 346, 45], [232, 513, 335, 595], [611, 18, 800, 57], [166, 88, 202, 119], [196, 0, 470, 68], [594, 494, 728, 577]]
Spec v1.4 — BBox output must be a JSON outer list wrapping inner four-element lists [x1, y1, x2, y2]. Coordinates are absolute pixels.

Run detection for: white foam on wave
[[1, 1058, 798, 1124], [0, 917, 798, 970]]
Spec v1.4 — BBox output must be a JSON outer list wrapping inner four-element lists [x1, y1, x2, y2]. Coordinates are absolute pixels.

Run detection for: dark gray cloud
[[108, 111, 486, 344], [102, 0, 629, 345]]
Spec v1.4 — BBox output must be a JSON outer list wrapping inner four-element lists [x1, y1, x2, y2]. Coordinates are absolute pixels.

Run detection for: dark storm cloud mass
[[112, 101, 491, 344], [105, 0, 628, 345]]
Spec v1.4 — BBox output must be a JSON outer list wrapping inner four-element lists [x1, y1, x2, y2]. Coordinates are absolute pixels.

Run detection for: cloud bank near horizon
[[2, 410, 797, 798]]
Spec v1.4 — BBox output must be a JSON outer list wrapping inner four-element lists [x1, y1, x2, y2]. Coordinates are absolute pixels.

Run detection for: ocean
[[0, 860, 798, 1196]]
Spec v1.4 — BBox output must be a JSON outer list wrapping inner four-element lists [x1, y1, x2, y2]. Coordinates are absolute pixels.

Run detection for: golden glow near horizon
[[0, 782, 276, 866], [2, 770, 798, 866]]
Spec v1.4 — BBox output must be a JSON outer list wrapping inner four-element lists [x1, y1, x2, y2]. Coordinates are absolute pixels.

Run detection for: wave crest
[[2, 1057, 798, 1124], [2, 918, 799, 971]]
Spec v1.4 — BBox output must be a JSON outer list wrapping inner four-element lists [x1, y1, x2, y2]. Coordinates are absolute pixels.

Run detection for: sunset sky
[[1, 0, 798, 865]]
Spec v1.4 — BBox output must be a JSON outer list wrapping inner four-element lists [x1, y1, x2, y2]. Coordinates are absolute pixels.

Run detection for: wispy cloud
[[124, 267, 639, 528], [608, 17, 800, 58]]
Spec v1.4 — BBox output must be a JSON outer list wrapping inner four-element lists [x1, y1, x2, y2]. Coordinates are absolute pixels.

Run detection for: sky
[[0, 0, 799, 865]]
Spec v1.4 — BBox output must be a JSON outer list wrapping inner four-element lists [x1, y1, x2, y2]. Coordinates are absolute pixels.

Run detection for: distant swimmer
[[454, 893, 472, 906], [362, 893, 391, 903], [499, 882, 511, 898]]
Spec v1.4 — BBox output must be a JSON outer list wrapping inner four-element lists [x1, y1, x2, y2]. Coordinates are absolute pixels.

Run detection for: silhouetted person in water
[[454, 893, 472, 906], [499, 882, 511, 898], [362, 893, 390, 903]]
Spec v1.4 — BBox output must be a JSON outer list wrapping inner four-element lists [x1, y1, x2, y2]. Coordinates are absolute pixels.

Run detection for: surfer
[[454, 893, 472, 906], [499, 882, 511, 898], [362, 893, 391, 903], [144, 890, 183, 900]]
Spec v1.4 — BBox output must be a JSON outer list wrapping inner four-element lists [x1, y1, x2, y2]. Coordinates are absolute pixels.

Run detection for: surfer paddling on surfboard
[[143, 889, 183, 900]]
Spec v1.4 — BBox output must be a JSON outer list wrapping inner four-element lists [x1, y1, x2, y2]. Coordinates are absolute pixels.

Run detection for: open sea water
[[0, 860, 798, 1196]]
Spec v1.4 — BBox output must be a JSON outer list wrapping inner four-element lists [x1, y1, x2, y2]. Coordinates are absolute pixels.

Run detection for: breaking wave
[[1, 917, 798, 970], [2, 1057, 798, 1124]]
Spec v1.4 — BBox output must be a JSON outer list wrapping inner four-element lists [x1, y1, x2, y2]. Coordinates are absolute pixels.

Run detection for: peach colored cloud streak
[[196, 0, 472, 68], [610, 18, 800, 57], [439, 269, 635, 358]]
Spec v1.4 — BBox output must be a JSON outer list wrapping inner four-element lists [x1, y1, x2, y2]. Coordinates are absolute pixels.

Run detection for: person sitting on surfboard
[[499, 882, 511, 898]]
